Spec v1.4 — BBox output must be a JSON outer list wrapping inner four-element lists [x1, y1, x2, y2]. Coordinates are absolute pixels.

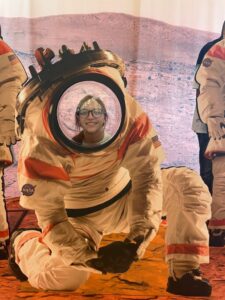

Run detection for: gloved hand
[[0, 144, 13, 167], [0, 121, 18, 146], [125, 222, 156, 259], [207, 117, 225, 140], [0, 135, 17, 146], [41, 221, 98, 266], [86, 241, 138, 274]]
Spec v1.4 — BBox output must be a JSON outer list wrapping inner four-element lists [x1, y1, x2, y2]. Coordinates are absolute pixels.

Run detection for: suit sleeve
[[0, 39, 27, 135], [196, 40, 225, 123], [120, 112, 165, 233], [18, 135, 96, 265]]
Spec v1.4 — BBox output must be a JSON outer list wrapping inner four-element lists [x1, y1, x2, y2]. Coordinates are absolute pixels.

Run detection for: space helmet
[[16, 42, 127, 153]]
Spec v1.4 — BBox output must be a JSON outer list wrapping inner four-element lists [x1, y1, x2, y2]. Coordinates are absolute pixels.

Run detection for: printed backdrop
[[1, 0, 225, 198]]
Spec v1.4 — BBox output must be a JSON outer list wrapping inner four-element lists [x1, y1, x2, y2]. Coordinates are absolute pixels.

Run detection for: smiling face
[[78, 98, 106, 135]]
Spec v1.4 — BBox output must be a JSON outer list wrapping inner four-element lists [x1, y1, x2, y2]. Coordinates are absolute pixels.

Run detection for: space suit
[[0, 34, 27, 254], [196, 39, 225, 245], [10, 44, 212, 296]]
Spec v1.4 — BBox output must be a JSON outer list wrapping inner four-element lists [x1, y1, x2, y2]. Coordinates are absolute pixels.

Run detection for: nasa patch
[[202, 58, 212, 68], [21, 184, 36, 196]]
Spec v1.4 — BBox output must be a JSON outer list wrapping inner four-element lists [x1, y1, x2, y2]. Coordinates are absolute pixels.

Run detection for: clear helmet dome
[[49, 72, 125, 153]]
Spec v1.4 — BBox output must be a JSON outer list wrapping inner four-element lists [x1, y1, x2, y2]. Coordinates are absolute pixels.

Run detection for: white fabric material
[[125, 223, 157, 259], [196, 39, 225, 224], [192, 107, 208, 134], [207, 117, 225, 140], [209, 156, 225, 228], [15, 194, 130, 290], [14, 231, 90, 291], [196, 39, 225, 126], [39, 220, 98, 266], [121, 138, 163, 236], [0, 134, 17, 146], [168, 259, 199, 280], [192, 64, 208, 134], [0, 39, 26, 239], [0, 144, 13, 167], [15, 167, 211, 290], [0, 41, 27, 146], [162, 167, 211, 264]]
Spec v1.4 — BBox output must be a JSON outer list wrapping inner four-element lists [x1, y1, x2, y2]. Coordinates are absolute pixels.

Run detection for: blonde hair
[[75, 95, 108, 128]]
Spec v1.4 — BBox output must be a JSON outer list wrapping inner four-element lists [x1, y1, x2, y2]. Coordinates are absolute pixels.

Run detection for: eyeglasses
[[78, 108, 105, 118]]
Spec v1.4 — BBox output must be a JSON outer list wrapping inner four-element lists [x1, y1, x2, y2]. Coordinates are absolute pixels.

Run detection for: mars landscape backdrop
[[0, 12, 218, 198]]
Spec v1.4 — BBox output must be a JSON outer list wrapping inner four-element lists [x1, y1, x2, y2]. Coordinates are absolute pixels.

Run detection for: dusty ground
[[1, 198, 225, 300]]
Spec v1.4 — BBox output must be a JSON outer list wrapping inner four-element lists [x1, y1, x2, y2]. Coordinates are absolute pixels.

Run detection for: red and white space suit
[[0, 38, 27, 243], [12, 50, 211, 291], [196, 39, 225, 229]]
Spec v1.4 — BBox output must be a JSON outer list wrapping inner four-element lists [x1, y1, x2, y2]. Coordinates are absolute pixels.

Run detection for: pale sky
[[0, 0, 225, 33]]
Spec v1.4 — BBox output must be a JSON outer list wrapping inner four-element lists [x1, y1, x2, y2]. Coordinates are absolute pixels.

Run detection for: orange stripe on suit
[[0, 40, 12, 55], [18, 157, 70, 181], [0, 229, 9, 238], [118, 112, 151, 160], [16, 231, 42, 262], [208, 44, 225, 60], [167, 244, 209, 256], [208, 218, 225, 226]]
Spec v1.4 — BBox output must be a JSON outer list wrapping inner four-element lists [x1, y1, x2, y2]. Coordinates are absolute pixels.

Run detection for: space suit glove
[[57, 234, 98, 266], [0, 121, 18, 146], [0, 135, 18, 146], [207, 117, 225, 140], [125, 222, 156, 259], [72, 239, 98, 264]]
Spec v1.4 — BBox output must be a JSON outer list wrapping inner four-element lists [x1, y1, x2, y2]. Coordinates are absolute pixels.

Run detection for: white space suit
[[14, 166, 211, 291], [12, 46, 211, 293], [0, 37, 27, 244], [196, 39, 225, 230]]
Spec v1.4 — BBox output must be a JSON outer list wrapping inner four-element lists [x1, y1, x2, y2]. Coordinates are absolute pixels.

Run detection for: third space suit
[[10, 44, 212, 296], [0, 36, 27, 249], [196, 39, 225, 237]]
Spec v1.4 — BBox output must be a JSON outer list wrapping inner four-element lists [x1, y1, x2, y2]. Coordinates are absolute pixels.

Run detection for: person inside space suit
[[196, 38, 225, 247], [73, 95, 110, 145], [9, 43, 212, 296], [0, 26, 27, 259]]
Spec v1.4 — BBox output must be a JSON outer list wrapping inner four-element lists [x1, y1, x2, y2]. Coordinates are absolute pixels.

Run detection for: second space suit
[[0, 33, 27, 257], [196, 39, 225, 246]]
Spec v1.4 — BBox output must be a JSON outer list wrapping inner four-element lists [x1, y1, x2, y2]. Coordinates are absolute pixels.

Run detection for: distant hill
[[0, 12, 218, 64]]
